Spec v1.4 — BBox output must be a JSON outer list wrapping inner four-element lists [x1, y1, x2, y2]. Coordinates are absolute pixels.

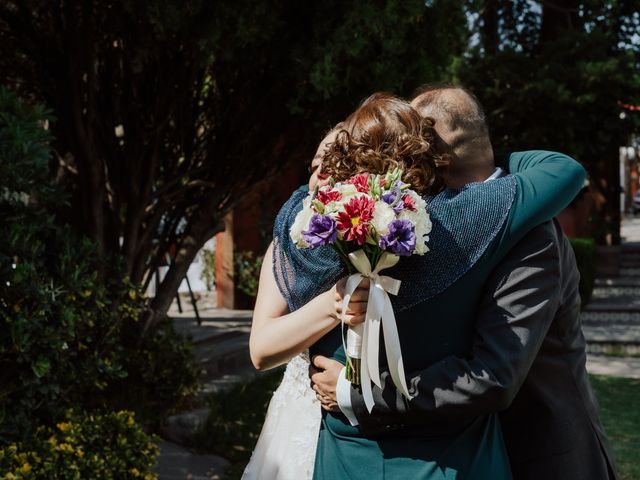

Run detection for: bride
[[242, 92, 585, 479], [241, 126, 362, 480]]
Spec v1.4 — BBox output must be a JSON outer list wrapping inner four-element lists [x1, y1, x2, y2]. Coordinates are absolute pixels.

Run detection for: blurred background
[[0, 1, 639, 479]]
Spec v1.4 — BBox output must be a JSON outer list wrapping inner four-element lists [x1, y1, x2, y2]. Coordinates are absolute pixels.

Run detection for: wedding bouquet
[[290, 168, 431, 410]]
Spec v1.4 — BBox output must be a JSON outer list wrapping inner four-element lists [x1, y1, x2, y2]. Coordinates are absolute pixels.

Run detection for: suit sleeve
[[350, 221, 564, 434]]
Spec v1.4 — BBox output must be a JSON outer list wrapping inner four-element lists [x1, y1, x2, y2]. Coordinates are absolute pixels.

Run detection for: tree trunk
[[148, 236, 202, 317], [481, 0, 499, 55], [144, 204, 225, 332], [540, 0, 580, 41]]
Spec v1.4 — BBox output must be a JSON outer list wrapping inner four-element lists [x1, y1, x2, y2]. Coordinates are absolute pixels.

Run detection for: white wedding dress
[[242, 352, 321, 480]]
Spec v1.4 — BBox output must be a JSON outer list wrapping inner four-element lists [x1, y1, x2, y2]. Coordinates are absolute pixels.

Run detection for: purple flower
[[302, 214, 337, 247], [382, 190, 398, 205], [382, 188, 405, 214], [379, 219, 416, 256]]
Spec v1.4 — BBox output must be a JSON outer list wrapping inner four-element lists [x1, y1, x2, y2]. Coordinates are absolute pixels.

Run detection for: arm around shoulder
[[500, 151, 586, 246], [349, 222, 563, 433]]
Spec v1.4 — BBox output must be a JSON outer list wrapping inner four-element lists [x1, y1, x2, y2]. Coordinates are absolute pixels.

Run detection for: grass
[[193, 371, 639, 480], [590, 375, 640, 480]]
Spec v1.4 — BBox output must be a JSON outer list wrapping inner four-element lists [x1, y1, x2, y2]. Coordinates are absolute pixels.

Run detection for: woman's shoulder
[[391, 176, 518, 309]]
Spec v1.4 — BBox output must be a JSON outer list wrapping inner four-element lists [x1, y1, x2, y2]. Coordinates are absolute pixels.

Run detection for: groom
[[310, 85, 618, 479]]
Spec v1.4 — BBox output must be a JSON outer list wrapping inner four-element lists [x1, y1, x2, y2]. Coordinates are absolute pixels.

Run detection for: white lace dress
[[242, 353, 321, 480]]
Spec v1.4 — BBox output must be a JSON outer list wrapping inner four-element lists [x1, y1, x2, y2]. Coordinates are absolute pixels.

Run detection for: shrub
[[569, 237, 596, 307], [0, 86, 197, 441], [1, 235, 197, 438], [199, 248, 216, 291], [0, 410, 158, 480], [107, 314, 199, 429], [0, 226, 131, 441]]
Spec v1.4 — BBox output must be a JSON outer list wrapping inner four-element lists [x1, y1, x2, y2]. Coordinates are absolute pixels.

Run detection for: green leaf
[[31, 357, 51, 378]]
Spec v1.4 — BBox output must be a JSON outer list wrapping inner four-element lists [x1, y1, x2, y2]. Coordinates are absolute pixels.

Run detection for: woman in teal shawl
[[249, 93, 586, 479]]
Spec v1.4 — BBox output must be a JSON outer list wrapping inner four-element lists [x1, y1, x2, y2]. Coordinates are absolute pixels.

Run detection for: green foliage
[[569, 237, 596, 307], [234, 251, 264, 299], [198, 249, 264, 299], [0, 87, 56, 207], [457, 0, 640, 244], [0, 2, 470, 322], [460, 31, 633, 166], [0, 410, 158, 480], [1, 225, 129, 440], [199, 249, 216, 292], [0, 87, 197, 442], [107, 315, 199, 430], [290, 0, 468, 114], [0, 86, 116, 440]]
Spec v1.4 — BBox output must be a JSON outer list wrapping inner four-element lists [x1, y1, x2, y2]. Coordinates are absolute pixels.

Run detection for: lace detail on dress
[[242, 353, 321, 480]]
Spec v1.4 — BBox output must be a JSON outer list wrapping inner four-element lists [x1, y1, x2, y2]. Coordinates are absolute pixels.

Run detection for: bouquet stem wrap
[[341, 249, 411, 412]]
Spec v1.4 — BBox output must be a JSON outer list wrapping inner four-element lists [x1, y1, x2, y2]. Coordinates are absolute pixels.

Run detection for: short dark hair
[[411, 83, 488, 135], [410, 83, 494, 179]]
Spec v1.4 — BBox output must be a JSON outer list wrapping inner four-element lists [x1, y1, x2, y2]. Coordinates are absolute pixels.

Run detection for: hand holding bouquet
[[290, 168, 431, 411]]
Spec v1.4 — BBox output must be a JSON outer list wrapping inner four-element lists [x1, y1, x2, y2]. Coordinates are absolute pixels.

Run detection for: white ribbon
[[340, 249, 410, 412]]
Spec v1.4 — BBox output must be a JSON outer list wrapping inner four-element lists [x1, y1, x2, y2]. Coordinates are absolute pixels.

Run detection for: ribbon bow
[[341, 249, 410, 412]]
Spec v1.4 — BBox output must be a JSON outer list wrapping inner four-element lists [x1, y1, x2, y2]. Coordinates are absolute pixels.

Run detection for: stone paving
[[621, 213, 640, 245], [583, 214, 640, 377], [155, 294, 252, 480], [154, 441, 229, 480], [586, 355, 640, 379]]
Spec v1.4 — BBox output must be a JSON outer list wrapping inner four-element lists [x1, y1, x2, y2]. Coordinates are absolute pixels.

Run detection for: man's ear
[[422, 115, 437, 127]]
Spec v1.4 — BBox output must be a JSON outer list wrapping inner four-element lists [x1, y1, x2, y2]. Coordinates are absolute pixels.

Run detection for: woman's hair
[[321, 92, 449, 195]]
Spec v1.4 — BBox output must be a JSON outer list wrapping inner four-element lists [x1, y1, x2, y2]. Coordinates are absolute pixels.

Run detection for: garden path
[[155, 302, 253, 480], [584, 214, 640, 377]]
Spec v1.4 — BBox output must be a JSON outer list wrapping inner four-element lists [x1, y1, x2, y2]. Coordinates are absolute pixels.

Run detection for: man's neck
[[484, 167, 504, 182], [445, 165, 497, 189]]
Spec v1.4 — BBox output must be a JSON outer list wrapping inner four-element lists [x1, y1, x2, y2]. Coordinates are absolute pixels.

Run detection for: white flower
[[405, 189, 427, 212], [333, 182, 359, 200], [371, 200, 396, 238], [413, 212, 432, 254], [290, 195, 314, 248], [326, 183, 366, 214], [398, 189, 431, 254]]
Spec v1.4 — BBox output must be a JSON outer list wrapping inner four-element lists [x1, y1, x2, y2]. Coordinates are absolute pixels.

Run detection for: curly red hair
[[321, 92, 449, 195]]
